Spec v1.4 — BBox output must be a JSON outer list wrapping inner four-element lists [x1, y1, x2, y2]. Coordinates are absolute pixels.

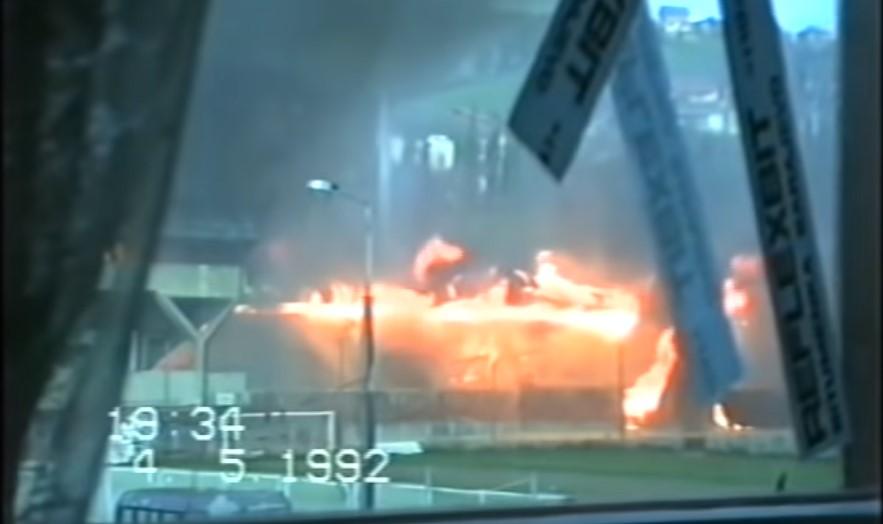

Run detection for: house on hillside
[[797, 25, 833, 42], [691, 16, 722, 34], [659, 5, 690, 34]]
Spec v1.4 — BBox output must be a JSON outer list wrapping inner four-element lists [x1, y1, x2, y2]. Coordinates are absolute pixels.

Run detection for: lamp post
[[306, 179, 377, 510], [616, 342, 626, 442]]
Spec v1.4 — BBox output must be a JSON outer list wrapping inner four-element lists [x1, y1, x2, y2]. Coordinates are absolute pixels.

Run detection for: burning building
[[222, 235, 784, 439]]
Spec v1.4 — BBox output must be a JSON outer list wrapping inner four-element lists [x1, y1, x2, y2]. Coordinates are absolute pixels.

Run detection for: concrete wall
[[122, 371, 246, 406]]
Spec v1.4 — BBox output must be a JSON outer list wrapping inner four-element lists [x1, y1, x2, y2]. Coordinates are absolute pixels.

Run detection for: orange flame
[[723, 277, 751, 321], [713, 403, 747, 431], [623, 328, 677, 425], [239, 238, 753, 427], [260, 240, 642, 391], [413, 235, 468, 286], [621, 276, 751, 428]]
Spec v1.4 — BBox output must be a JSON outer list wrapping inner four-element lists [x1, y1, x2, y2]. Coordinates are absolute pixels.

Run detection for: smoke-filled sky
[[152, 0, 842, 400], [165, 0, 838, 300]]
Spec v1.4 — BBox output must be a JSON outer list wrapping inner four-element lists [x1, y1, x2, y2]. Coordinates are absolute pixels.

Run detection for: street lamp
[[306, 179, 338, 193], [616, 342, 626, 442], [306, 179, 377, 510]]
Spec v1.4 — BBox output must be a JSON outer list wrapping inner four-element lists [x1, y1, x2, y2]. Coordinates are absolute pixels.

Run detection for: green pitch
[[152, 444, 840, 506]]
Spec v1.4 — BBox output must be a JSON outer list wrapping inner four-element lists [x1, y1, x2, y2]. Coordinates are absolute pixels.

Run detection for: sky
[[646, 0, 839, 33]]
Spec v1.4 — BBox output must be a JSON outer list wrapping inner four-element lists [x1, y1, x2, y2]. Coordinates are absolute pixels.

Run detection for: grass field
[[384, 446, 840, 499], [164, 444, 841, 505]]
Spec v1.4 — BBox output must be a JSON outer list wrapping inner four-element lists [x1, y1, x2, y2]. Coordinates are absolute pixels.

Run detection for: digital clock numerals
[[189, 407, 246, 484], [219, 448, 246, 483], [189, 406, 244, 442], [109, 407, 159, 442], [109, 406, 247, 479], [282, 449, 390, 484], [132, 448, 157, 475], [109, 406, 245, 443], [106, 407, 391, 485], [108, 407, 158, 476]]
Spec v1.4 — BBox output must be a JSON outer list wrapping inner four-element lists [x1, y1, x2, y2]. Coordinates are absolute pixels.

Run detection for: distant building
[[796, 25, 834, 43], [659, 5, 690, 33], [672, 78, 724, 105], [691, 16, 722, 34], [671, 78, 737, 135]]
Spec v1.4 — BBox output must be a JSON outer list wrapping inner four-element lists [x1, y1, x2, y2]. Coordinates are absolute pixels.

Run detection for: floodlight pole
[[307, 180, 377, 510], [617, 343, 626, 442], [360, 202, 377, 511]]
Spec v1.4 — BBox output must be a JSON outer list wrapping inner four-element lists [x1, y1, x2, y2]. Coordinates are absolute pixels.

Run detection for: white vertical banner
[[719, 0, 848, 457], [508, 0, 640, 181], [609, 6, 743, 405]]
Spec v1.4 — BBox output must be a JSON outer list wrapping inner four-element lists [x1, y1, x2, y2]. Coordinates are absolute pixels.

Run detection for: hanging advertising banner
[[508, 0, 640, 181], [609, 6, 744, 405], [719, 0, 848, 457]]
